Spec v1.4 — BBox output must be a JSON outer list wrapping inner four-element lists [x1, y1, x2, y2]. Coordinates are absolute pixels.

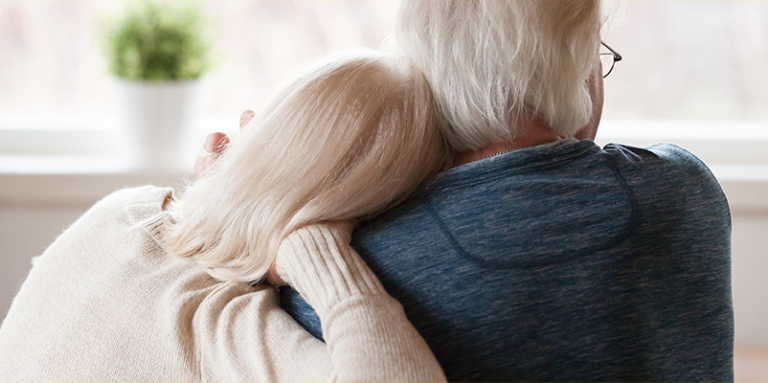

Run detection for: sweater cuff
[[275, 225, 386, 317]]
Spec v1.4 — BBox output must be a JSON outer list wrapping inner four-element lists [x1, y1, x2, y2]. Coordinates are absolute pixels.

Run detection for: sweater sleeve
[[275, 225, 447, 383]]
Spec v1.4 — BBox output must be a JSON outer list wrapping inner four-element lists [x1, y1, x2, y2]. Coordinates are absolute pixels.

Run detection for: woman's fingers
[[240, 109, 255, 130], [204, 132, 229, 154], [195, 133, 229, 177], [195, 109, 252, 177], [325, 220, 355, 236], [193, 153, 214, 177], [265, 263, 287, 286], [265, 221, 354, 287]]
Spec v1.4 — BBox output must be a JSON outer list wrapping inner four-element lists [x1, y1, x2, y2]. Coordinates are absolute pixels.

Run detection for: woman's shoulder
[[97, 185, 173, 214], [80, 185, 173, 226], [47, 186, 174, 251]]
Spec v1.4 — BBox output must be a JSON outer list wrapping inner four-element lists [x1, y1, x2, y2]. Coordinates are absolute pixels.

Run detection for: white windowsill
[[1, 115, 767, 213]]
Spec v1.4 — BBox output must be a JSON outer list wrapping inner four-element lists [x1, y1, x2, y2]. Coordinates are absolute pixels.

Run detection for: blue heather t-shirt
[[281, 138, 733, 382]]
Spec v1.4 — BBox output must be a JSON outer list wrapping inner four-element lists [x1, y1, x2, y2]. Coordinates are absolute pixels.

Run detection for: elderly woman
[[0, 48, 451, 381]]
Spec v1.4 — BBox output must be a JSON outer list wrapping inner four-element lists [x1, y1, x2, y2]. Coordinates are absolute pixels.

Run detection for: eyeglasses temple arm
[[601, 41, 622, 62]]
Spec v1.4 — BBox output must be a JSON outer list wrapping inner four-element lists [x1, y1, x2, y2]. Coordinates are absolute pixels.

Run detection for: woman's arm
[[274, 225, 446, 382], [194, 125, 444, 381], [202, 224, 445, 382]]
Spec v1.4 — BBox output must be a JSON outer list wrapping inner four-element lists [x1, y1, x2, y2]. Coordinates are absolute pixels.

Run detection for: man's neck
[[455, 121, 563, 166]]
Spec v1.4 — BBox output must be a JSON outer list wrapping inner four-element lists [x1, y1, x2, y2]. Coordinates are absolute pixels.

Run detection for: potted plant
[[101, 1, 211, 171]]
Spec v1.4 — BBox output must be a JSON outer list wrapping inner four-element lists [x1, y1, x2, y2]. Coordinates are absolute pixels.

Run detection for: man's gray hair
[[396, 0, 602, 151]]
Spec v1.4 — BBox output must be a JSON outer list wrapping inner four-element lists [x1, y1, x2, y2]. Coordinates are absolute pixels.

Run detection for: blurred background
[[0, 1, 766, 379]]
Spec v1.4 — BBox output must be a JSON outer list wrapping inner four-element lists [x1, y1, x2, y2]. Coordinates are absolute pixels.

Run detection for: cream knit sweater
[[0, 186, 445, 382]]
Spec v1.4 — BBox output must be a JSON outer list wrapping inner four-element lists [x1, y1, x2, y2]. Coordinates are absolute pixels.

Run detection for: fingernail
[[240, 110, 255, 128], [205, 134, 216, 149]]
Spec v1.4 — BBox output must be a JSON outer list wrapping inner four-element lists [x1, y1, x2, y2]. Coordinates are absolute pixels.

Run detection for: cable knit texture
[[277, 226, 444, 382], [0, 186, 445, 382]]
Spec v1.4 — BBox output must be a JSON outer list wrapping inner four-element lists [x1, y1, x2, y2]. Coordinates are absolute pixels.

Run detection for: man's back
[[282, 139, 733, 381]]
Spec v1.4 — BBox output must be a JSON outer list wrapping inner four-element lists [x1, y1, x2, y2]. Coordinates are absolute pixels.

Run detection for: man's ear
[[573, 60, 604, 141]]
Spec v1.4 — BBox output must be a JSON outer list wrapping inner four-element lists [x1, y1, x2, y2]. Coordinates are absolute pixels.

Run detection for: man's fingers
[[240, 110, 255, 130]]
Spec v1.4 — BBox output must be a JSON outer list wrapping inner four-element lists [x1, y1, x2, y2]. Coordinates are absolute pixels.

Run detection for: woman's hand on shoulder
[[266, 221, 354, 287]]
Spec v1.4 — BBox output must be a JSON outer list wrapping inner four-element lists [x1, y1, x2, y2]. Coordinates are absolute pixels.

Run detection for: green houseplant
[[100, 2, 212, 172], [102, 1, 211, 81]]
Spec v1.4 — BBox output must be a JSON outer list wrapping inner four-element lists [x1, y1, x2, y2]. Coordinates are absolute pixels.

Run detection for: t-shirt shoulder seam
[[429, 145, 599, 189]]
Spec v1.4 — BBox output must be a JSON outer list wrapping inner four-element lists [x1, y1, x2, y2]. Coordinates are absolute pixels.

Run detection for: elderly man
[[203, 1, 733, 381]]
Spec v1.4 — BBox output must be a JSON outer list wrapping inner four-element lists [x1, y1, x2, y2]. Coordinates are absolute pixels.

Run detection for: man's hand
[[193, 110, 255, 177]]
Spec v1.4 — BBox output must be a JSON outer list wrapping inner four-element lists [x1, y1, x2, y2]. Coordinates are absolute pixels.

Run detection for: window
[[601, 1, 768, 122], [0, 1, 398, 117], [0, 0, 766, 171], [595, 1, 768, 170]]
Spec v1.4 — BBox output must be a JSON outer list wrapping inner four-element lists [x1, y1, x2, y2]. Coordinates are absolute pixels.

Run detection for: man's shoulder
[[357, 141, 727, 242], [602, 142, 729, 221], [603, 142, 710, 171], [602, 142, 721, 188]]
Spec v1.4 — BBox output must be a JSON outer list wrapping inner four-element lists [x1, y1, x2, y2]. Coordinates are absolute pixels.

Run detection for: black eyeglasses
[[600, 41, 622, 78]]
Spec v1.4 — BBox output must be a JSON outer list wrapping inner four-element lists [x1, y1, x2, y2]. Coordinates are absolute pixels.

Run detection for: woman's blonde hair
[[166, 48, 453, 283], [396, 0, 602, 151]]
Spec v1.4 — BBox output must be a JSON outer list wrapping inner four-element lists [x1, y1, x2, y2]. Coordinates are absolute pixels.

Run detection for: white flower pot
[[116, 79, 201, 172]]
